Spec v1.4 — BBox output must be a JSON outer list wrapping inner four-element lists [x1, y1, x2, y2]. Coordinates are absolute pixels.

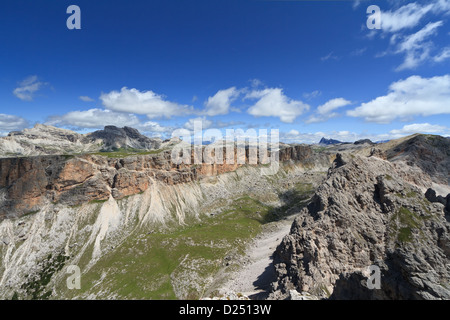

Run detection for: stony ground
[[218, 212, 298, 299]]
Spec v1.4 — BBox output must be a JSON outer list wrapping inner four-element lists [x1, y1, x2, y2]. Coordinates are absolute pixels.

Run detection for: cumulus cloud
[[389, 123, 450, 135], [0, 114, 29, 135], [13, 75, 46, 101], [306, 98, 352, 123], [204, 87, 241, 116], [281, 129, 390, 144], [46, 108, 173, 135], [79, 96, 95, 102], [280, 123, 450, 145], [46, 108, 142, 129], [135, 121, 172, 136], [100, 87, 193, 119], [347, 75, 450, 123], [183, 117, 213, 131], [245, 88, 310, 123], [281, 126, 443, 144]]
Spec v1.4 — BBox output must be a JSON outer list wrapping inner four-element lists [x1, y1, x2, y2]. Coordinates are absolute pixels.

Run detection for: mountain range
[[0, 124, 163, 158], [0, 125, 448, 300]]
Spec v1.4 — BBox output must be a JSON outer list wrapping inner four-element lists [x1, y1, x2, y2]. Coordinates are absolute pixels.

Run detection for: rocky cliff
[[271, 153, 450, 300], [0, 144, 331, 219]]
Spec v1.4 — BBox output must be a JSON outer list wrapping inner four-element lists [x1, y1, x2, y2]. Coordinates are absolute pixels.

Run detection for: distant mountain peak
[[319, 137, 343, 145], [86, 126, 161, 151]]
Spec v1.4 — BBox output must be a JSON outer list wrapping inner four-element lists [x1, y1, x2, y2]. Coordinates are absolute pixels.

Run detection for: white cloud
[[381, 2, 434, 33], [317, 98, 352, 114], [351, 47, 367, 56], [433, 0, 450, 12], [249, 78, 264, 88], [347, 75, 450, 123], [13, 75, 46, 101], [79, 96, 95, 102], [389, 123, 449, 135], [100, 87, 193, 119], [214, 120, 245, 128], [46, 108, 142, 129], [0, 114, 29, 134], [303, 90, 322, 100], [281, 130, 389, 144], [352, 0, 361, 10], [280, 124, 450, 144], [46, 108, 173, 135], [394, 21, 443, 70], [183, 117, 213, 131], [245, 88, 310, 123], [370, 1, 450, 70], [136, 121, 172, 135], [204, 87, 241, 116], [306, 98, 352, 124], [434, 46, 450, 62], [321, 52, 338, 61]]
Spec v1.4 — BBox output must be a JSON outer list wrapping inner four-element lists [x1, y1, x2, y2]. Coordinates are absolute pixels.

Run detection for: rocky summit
[[0, 127, 449, 300], [271, 153, 450, 300]]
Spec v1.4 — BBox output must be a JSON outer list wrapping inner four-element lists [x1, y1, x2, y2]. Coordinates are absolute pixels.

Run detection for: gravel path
[[220, 214, 296, 299]]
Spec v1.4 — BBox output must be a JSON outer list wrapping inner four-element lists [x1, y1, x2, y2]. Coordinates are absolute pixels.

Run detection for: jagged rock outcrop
[[271, 154, 450, 300], [425, 188, 450, 213]]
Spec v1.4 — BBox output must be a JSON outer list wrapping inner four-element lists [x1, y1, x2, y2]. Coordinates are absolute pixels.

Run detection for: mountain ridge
[[0, 124, 162, 158], [0, 127, 449, 300], [271, 153, 450, 300]]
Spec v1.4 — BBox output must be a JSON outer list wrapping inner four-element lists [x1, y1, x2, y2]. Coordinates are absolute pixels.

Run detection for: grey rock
[[354, 139, 374, 145], [0, 124, 161, 158], [272, 154, 450, 300], [84, 126, 161, 151], [386, 134, 450, 185]]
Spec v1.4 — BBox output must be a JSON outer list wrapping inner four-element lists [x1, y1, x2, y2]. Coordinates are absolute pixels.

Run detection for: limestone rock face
[[0, 144, 332, 219], [0, 153, 196, 218], [272, 154, 450, 300]]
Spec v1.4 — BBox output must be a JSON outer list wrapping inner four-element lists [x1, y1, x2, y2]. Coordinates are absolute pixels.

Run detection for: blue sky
[[1, 0, 450, 143]]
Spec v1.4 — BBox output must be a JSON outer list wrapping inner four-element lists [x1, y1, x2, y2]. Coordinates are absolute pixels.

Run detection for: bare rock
[[272, 155, 450, 300]]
